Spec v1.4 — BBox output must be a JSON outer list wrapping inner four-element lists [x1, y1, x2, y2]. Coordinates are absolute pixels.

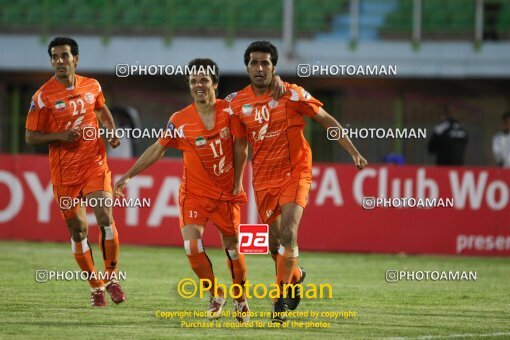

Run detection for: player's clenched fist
[[58, 129, 81, 142], [352, 153, 368, 170], [232, 183, 244, 196], [108, 136, 121, 148]]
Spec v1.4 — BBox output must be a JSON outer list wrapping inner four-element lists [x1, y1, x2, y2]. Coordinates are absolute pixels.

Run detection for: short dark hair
[[48, 37, 79, 57], [243, 41, 278, 66], [186, 58, 219, 84], [502, 111, 510, 121]]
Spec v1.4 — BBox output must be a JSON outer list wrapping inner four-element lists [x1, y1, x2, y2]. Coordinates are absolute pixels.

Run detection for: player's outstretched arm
[[312, 107, 368, 170], [233, 136, 248, 195], [95, 105, 120, 148], [114, 141, 167, 197], [25, 128, 80, 146]]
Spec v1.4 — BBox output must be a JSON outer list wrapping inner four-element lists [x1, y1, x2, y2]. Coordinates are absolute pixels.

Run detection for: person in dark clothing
[[428, 105, 469, 165]]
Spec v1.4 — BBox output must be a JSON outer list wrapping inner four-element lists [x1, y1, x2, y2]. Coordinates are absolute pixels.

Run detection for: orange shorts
[[52, 169, 112, 220], [179, 194, 241, 237], [255, 176, 311, 225]]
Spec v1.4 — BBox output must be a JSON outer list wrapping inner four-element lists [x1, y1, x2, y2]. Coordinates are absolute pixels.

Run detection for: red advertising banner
[[1, 154, 509, 256]]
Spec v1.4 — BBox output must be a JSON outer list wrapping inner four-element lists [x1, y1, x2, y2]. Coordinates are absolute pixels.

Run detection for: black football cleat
[[271, 298, 288, 324], [283, 267, 307, 311]]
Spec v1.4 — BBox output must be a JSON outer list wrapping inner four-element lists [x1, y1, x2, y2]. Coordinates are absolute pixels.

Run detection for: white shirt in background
[[492, 131, 510, 167]]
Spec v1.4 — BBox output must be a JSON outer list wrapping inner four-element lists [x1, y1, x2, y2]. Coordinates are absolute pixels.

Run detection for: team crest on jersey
[[195, 136, 206, 147], [55, 100, 66, 111], [225, 92, 238, 102], [268, 99, 279, 109], [84, 92, 95, 104], [29, 100, 36, 112], [220, 127, 230, 140], [242, 104, 253, 115], [301, 88, 311, 100]]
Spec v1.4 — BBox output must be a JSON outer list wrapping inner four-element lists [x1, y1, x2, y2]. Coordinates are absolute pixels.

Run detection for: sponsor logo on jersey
[[55, 100, 66, 111], [252, 123, 269, 141], [195, 136, 206, 147], [219, 127, 230, 140], [242, 104, 253, 115], [84, 92, 95, 104], [213, 156, 227, 176]]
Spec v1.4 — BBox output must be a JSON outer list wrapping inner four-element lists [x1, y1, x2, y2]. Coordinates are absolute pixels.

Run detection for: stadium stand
[[381, 0, 474, 39], [2, 0, 507, 41], [0, 0, 346, 35]]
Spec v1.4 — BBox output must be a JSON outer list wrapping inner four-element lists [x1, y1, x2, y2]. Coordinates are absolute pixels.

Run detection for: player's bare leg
[[269, 216, 303, 284], [65, 206, 105, 307], [269, 215, 281, 265], [222, 234, 249, 322], [182, 224, 225, 319], [279, 203, 307, 310], [271, 203, 304, 322], [87, 190, 125, 304]]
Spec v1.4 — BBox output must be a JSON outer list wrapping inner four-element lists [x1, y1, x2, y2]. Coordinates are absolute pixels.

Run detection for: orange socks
[[271, 251, 301, 284], [72, 238, 103, 288], [185, 239, 223, 297], [226, 249, 247, 301], [99, 223, 119, 282], [276, 246, 299, 301]]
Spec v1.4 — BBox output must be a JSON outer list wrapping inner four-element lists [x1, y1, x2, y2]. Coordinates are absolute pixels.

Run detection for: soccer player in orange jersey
[[25, 37, 126, 307], [228, 41, 368, 323], [114, 59, 257, 322]]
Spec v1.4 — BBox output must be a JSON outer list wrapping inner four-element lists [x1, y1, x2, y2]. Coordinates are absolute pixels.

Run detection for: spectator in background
[[428, 105, 469, 165], [492, 111, 510, 167]]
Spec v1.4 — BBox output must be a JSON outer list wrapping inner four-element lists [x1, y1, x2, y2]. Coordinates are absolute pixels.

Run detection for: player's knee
[[70, 228, 87, 242], [222, 235, 236, 250], [95, 212, 113, 227], [280, 229, 298, 248], [184, 239, 204, 256], [268, 230, 280, 252], [66, 221, 87, 241]]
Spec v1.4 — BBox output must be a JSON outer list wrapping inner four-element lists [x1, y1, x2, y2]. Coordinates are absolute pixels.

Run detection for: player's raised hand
[[114, 176, 129, 198], [58, 129, 81, 142], [270, 75, 286, 99], [352, 153, 368, 170]]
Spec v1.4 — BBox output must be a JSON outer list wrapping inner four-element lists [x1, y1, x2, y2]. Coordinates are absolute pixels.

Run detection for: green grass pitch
[[0, 241, 509, 339]]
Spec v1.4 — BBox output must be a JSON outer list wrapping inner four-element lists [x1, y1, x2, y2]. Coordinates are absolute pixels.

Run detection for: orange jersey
[[158, 99, 245, 202], [228, 82, 323, 191], [26, 75, 108, 186]]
